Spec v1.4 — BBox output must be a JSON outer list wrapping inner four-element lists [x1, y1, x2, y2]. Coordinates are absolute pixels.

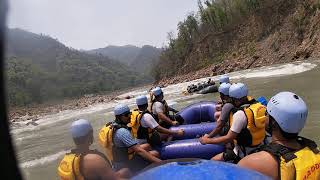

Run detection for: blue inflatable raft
[[176, 101, 216, 124], [170, 122, 216, 140], [158, 139, 224, 160], [133, 159, 271, 180]]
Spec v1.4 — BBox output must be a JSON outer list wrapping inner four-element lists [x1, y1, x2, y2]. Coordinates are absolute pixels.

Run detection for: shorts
[[223, 148, 241, 164], [113, 155, 151, 174]]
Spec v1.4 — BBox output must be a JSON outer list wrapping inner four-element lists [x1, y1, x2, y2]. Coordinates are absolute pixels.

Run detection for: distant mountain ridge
[[5, 28, 152, 106], [87, 45, 161, 74]]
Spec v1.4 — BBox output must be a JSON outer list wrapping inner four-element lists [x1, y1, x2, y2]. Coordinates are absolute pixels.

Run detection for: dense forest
[[5, 29, 153, 106], [153, 0, 320, 81]]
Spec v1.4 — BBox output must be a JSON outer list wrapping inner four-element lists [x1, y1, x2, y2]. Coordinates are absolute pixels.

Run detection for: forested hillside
[[88, 45, 161, 75], [154, 0, 320, 82], [88, 45, 141, 65], [5, 29, 152, 106]]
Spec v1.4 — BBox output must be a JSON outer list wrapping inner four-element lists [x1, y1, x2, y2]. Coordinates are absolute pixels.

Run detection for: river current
[[11, 59, 320, 180]]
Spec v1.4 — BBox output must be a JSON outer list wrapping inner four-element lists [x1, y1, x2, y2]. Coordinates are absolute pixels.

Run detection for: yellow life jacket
[[128, 109, 141, 138], [57, 149, 109, 180], [262, 137, 320, 180], [98, 122, 134, 164], [130, 109, 162, 146], [128, 109, 154, 141], [229, 96, 267, 147], [58, 151, 83, 180]]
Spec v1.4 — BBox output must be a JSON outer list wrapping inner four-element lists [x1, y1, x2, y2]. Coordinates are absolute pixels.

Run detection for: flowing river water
[[11, 59, 320, 180]]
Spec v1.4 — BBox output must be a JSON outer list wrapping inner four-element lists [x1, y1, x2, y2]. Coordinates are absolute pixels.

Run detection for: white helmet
[[218, 83, 231, 96], [267, 92, 308, 134], [70, 119, 93, 138], [152, 87, 163, 96], [219, 75, 230, 84], [229, 83, 248, 99], [114, 104, 130, 116], [136, 95, 148, 106]]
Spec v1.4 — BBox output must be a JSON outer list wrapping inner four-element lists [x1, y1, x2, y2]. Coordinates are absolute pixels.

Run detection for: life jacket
[[228, 97, 267, 147], [129, 109, 161, 146], [262, 137, 320, 180], [57, 149, 109, 180], [98, 122, 134, 164], [151, 99, 170, 119]]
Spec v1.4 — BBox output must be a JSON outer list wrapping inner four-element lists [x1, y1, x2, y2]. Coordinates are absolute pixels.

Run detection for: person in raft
[[150, 87, 182, 128], [58, 119, 131, 180], [214, 75, 231, 120], [98, 104, 161, 174], [200, 83, 268, 163], [239, 91, 320, 180], [203, 82, 234, 139], [131, 95, 184, 146]]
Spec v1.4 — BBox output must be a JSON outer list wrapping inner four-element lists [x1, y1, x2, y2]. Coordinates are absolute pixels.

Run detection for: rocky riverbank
[[9, 85, 153, 123], [156, 1, 320, 86], [157, 8, 320, 86]]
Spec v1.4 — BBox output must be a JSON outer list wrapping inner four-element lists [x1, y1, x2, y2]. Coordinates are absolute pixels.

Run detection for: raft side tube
[[170, 122, 216, 140], [197, 85, 218, 94], [133, 159, 271, 180], [158, 138, 225, 160], [177, 101, 216, 124]]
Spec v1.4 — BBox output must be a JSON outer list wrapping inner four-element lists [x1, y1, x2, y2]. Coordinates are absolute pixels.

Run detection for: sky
[[8, 0, 199, 50]]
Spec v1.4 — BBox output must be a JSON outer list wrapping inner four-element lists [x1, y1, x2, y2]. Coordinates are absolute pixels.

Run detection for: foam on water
[[20, 150, 69, 168], [15, 61, 318, 170], [229, 62, 317, 79], [162, 62, 317, 93], [11, 101, 118, 134], [12, 61, 317, 135]]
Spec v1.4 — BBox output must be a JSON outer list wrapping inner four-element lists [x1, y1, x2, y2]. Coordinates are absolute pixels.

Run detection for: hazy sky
[[8, 0, 199, 50]]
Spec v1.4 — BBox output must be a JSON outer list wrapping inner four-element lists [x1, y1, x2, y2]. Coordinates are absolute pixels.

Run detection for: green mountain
[[87, 45, 161, 75], [88, 45, 141, 65], [130, 45, 161, 75], [5, 28, 152, 106]]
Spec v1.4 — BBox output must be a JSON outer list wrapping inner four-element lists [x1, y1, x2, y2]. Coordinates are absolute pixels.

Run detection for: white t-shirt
[[152, 102, 164, 115], [230, 110, 247, 134], [140, 113, 159, 129]]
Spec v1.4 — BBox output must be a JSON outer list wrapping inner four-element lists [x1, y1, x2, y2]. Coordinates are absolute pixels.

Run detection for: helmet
[[218, 83, 231, 96], [114, 104, 130, 116], [70, 119, 93, 138], [219, 75, 230, 84], [229, 83, 248, 99], [152, 87, 163, 96], [136, 95, 148, 106], [267, 92, 308, 134]]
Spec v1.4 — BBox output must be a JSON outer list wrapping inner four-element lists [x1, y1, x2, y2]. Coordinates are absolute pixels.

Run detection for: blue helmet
[[152, 87, 163, 96], [114, 104, 130, 116], [229, 83, 248, 99], [136, 95, 148, 106], [218, 83, 231, 96], [267, 92, 308, 134], [219, 75, 230, 84], [70, 119, 93, 138]]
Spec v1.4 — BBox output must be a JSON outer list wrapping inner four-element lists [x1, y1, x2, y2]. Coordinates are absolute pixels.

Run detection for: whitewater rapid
[[13, 60, 317, 172]]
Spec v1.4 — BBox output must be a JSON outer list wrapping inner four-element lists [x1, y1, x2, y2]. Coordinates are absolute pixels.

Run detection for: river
[[11, 59, 320, 180]]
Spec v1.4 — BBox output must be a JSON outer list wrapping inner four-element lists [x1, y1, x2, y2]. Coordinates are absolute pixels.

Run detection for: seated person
[[98, 104, 161, 174], [58, 119, 130, 180]]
